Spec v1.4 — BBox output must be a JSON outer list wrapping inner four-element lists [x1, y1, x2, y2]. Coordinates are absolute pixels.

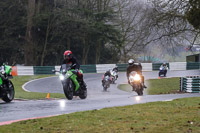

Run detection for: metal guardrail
[[13, 62, 200, 75], [180, 76, 200, 93]]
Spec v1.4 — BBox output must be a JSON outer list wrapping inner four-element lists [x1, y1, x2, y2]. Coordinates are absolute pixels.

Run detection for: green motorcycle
[[54, 64, 87, 100], [0, 63, 15, 102]]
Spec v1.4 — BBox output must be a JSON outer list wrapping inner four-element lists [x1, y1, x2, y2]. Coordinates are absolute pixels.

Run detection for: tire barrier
[[186, 62, 200, 70], [12, 62, 200, 75], [180, 76, 200, 93]]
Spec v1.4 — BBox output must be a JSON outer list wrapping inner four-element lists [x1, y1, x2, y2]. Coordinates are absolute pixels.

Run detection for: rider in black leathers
[[102, 70, 111, 85], [126, 59, 146, 88]]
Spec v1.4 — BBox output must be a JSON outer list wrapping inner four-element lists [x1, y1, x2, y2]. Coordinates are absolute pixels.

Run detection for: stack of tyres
[[180, 76, 200, 93]]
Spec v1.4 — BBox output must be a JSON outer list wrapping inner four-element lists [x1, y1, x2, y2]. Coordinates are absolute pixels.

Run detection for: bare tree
[[24, 0, 36, 66], [148, 0, 200, 53], [114, 0, 153, 62]]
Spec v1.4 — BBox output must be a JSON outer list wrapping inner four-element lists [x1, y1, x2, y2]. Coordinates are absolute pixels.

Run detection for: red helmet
[[64, 50, 72, 60]]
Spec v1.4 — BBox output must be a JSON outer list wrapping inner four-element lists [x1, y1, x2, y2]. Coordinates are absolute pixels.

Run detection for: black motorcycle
[[0, 64, 15, 102], [128, 71, 143, 96], [102, 75, 111, 91]]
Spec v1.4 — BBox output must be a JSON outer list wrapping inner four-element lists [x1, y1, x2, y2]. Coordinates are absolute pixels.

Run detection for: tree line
[[0, 0, 199, 66]]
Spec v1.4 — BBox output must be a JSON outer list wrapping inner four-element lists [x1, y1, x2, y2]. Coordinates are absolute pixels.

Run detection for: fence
[[180, 76, 200, 93], [12, 62, 199, 75]]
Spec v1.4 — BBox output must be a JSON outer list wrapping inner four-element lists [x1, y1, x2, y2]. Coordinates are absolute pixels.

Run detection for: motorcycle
[[53, 64, 87, 100], [128, 71, 143, 96], [0, 63, 15, 102], [110, 70, 118, 84], [158, 66, 167, 77], [102, 75, 111, 91]]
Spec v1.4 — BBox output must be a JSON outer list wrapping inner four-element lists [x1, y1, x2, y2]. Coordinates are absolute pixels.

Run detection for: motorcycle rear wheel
[[63, 79, 74, 100], [2, 81, 15, 103]]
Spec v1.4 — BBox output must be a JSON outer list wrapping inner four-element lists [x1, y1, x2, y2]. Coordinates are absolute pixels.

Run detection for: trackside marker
[[46, 93, 50, 99]]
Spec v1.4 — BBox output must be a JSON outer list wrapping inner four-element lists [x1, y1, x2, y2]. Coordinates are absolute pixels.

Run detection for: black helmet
[[128, 59, 134, 65], [105, 70, 110, 75]]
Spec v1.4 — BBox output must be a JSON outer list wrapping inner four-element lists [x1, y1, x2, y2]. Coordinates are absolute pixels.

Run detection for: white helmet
[[128, 59, 134, 65]]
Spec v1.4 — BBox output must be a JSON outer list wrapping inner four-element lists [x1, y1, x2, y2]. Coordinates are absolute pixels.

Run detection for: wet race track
[[0, 70, 199, 125]]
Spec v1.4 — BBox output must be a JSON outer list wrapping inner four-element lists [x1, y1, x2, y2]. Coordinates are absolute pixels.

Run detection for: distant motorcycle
[[102, 75, 111, 91], [159, 66, 167, 77], [128, 71, 143, 96], [110, 70, 118, 84], [53, 64, 87, 100], [0, 63, 15, 102]]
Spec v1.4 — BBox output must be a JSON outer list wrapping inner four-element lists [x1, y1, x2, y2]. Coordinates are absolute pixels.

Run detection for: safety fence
[[12, 62, 199, 75], [180, 76, 200, 93]]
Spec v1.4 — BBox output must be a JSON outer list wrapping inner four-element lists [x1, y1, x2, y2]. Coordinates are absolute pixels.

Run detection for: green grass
[[10, 75, 66, 99], [118, 77, 180, 95], [147, 77, 180, 95], [0, 97, 199, 133]]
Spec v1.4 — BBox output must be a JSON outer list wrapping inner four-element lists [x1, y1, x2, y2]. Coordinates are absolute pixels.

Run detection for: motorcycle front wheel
[[79, 89, 87, 99], [136, 89, 143, 96], [2, 81, 15, 103], [134, 84, 143, 96], [63, 78, 74, 100]]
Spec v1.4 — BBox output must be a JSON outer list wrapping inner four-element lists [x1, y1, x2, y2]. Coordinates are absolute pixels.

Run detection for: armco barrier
[[117, 64, 128, 72], [17, 66, 34, 75], [80, 65, 96, 73], [180, 76, 200, 93], [169, 62, 186, 70], [96, 64, 116, 73], [141, 63, 152, 71], [152, 63, 170, 70], [55, 65, 96, 74], [186, 62, 200, 70], [33, 66, 55, 75]]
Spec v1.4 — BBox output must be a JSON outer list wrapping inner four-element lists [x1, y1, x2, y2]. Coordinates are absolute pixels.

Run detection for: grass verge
[[147, 77, 180, 95], [118, 77, 180, 95], [10, 75, 65, 99], [0, 97, 199, 133]]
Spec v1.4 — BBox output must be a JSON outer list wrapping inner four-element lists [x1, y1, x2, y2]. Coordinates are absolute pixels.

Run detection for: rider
[[112, 66, 118, 72], [112, 66, 118, 79], [126, 59, 146, 88], [102, 70, 111, 85], [160, 63, 168, 76], [62, 50, 85, 89]]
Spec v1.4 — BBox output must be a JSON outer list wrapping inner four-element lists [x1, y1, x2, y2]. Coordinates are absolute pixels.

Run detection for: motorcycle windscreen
[[129, 71, 137, 76], [105, 76, 110, 80], [61, 64, 71, 72]]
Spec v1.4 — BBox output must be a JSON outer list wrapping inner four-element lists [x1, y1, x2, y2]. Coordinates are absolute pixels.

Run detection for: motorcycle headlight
[[59, 75, 65, 80], [129, 76, 134, 82], [133, 74, 141, 81]]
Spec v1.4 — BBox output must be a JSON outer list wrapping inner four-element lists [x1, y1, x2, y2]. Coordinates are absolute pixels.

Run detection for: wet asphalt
[[0, 70, 199, 124]]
